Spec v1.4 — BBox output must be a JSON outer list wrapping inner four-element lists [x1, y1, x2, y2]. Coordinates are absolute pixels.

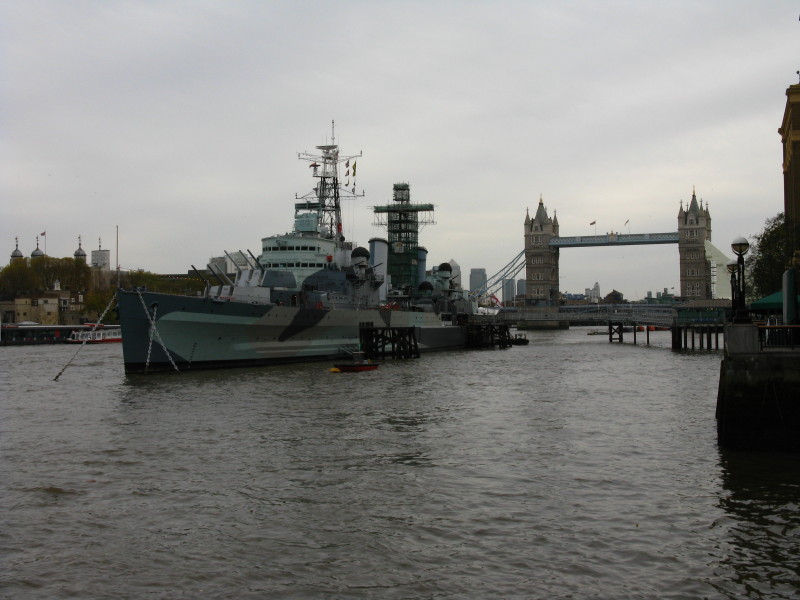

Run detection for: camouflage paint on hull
[[117, 289, 466, 373]]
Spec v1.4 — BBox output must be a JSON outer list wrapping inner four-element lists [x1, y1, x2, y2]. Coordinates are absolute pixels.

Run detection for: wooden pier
[[670, 324, 723, 350], [359, 326, 420, 360], [604, 321, 723, 350], [465, 320, 512, 348]]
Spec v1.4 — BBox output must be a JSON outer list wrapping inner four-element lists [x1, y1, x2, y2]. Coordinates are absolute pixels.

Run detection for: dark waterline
[[1, 329, 798, 599]]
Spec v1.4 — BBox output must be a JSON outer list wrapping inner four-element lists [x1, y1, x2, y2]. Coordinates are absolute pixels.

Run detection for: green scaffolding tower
[[373, 183, 435, 290]]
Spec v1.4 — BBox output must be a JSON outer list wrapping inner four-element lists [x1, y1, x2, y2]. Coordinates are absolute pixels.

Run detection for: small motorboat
[[510, 333, 529, 345], [330, 351, 380, 373]]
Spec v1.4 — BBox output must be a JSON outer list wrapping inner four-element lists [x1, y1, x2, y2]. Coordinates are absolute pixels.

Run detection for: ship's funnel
[[417, 246, 428, 287], [369, 237, 389, 301]]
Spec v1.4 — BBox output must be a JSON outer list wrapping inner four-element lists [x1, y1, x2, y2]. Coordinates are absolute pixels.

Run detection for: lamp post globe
[[731, 237, 750, 257]]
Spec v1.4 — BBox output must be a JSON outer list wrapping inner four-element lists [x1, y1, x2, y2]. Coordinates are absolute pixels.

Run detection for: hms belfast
[[116, 126, 473, 373]]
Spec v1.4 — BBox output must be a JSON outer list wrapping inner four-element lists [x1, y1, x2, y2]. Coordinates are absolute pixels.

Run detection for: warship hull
[[117, 289, 466, 373]]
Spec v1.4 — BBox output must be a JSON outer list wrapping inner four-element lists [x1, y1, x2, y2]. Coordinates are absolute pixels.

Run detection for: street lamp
[[731, 237, 750, 257], [731, 237, 750, 322], [727, 259, 738, 312]]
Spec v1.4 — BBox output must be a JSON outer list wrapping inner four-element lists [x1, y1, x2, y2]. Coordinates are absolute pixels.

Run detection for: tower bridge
[[469, 189, 730, 305], [520, 189, 729, 305]]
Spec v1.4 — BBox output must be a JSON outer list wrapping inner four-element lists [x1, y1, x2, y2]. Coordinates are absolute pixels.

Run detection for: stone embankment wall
[[717, 325, 800, 450]]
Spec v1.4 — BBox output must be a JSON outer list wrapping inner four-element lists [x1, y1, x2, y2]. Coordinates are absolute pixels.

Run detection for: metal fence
[[758, 325, 800, 350]]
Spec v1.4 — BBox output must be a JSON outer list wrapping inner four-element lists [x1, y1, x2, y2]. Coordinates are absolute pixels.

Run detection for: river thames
[[1, 329, 798, 599]]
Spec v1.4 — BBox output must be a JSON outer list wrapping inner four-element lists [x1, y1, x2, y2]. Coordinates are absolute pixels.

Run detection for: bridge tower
[[524, 197, 560, 305], [677, 189, 713, 299]]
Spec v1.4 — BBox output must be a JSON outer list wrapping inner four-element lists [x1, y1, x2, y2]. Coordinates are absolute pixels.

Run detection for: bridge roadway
[[549, 232, 680, 247], [500, 304, 678, 328]]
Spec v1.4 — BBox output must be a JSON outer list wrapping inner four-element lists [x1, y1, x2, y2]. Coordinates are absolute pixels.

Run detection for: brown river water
[[1, 328, 798, 599]]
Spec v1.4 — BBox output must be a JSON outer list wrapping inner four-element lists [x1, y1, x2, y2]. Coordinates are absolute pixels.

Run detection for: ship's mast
[[296, 121, 362, 244]]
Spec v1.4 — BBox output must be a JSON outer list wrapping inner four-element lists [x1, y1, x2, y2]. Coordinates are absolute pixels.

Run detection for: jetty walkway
[[497, 303, 727, 349]]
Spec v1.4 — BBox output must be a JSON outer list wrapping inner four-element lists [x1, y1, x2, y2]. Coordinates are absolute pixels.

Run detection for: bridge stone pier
[[523, 190, 723, 305]]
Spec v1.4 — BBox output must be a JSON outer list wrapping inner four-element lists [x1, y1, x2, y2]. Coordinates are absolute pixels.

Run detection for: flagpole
[[116, 225, 120, 287]]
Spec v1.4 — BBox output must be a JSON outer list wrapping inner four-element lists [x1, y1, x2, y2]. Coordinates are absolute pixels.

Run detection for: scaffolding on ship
[[373, 182, 435, 290]]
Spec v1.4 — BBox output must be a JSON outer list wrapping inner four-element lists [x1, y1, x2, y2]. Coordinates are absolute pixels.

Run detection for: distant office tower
[[470, 268, 487, 293], [448, 259, 462, 288], [517, 279, 526, 297], [585, 282, 601, 300], [502, 278, 516, 305]]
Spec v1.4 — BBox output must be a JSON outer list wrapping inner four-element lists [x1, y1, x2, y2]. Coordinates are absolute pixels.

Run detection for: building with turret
[[677, 189, 713, 299], [10, 238, 24, 264], [31, 236, 44, 259], [524, 196, 560, 305], [779, 81, 800, 265], [74, 236, 87, 263]]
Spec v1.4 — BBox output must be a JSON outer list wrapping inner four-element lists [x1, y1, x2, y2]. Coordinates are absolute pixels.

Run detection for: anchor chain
[[136, 289, 180, 373], [145, 305, 156, 374], [53, 294, 117, 381]]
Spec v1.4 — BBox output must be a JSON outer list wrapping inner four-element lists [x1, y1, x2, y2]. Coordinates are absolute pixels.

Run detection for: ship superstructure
[[258, 128, 363, 288], [372, 182, 435, 291], [116, 127, 472, 373]]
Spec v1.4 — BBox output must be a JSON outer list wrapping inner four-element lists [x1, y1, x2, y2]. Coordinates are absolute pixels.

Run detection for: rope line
[[53, 294, 117, 381]]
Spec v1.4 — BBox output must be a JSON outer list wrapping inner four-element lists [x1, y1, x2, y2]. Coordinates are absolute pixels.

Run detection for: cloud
[[2, 0, 796, 298]]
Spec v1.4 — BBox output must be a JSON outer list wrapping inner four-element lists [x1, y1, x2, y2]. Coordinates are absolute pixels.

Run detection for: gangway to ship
[[469, 249, 525, 304]]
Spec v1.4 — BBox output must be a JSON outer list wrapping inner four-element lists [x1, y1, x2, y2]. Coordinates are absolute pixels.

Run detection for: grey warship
[[116, 130, 472, 373]]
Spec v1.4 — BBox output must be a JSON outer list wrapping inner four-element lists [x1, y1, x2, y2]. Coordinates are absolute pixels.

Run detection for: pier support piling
[[360, 326, 420, 360], [608, 322, 624, 343]]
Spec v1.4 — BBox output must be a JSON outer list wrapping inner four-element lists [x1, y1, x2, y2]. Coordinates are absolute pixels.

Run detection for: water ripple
[[1, 332, 799, 598]]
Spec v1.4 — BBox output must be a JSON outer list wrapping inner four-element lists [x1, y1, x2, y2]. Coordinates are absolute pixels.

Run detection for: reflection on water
[[713, 451, 800, 598], [1, 331, 799, 599]]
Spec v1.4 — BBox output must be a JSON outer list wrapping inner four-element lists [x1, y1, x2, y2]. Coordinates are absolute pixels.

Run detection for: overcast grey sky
[[2, 1, 797, 299]]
